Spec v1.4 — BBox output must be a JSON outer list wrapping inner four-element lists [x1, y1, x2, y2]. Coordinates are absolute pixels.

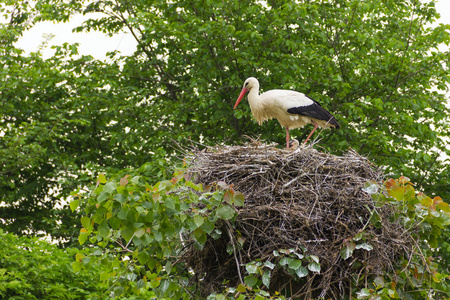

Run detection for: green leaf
[[70, 199, 79, 212], [185, 180, 203, 192], [98, 220, 109, 238], [244, 275, 258, 287], [245, 263, 258, 274], [362, 180, 379, 195], [192, 228, 207, 245], [216, 206, 235, 220], [388, 186, 405, 201], [264, 261, 275, 269], [262, 270, 271, 287], [117, 208, 128, 220], [121, 228, 135, 243], [309, 255, 319, 264], [236, 284, 246, 293], [131, 176, 140, 184], [103, 182, 117, 193], [355, 242, 373, 251], [98, 174, 107, 184], [356, 288, 371, 299], [288, 258, 302, 270], [138, 251, 150, 265], [201, 221, 215, 234], [135, 228, 145, 238], [194, 215, 204, 228], [114, 193, 127, 204], [233, 191, 245, 206], [279, 257, 289, 266], [72, 261, 82, 272], [78, 229, 89, 245], [340, 243, 355, 260], [373, 276, 385, 289], [97, 191, 109, 203], [81, 216, 91, 230], [296, 266, 308, 278], [165, 261, 172, 274], [307, 262, 321, 273]]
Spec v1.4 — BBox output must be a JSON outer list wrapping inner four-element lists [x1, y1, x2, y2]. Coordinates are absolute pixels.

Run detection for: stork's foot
[[288, 139, 300, 150]]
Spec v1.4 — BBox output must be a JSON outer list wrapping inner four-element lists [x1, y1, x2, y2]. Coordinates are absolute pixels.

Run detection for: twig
[[226, 220, 244, 285]]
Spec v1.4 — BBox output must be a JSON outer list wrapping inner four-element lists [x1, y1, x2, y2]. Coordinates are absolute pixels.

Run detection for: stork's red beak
[[233, 87, 249, 109]]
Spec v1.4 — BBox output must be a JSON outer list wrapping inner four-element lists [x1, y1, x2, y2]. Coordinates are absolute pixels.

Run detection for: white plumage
[[234, 77, 340, 148]]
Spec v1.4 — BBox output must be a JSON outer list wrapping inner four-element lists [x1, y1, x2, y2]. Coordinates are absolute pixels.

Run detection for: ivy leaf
[[245, 263, 258, 274], [307, 262, 321, 273], [340, 242, 356, 260], [355, 242, 373, 251], [296, 266, 308, 278], [356, 288, 371, 299], [288, 259, 302, 270], [264, 261, 275, 269], [362, 180, 379, 195]]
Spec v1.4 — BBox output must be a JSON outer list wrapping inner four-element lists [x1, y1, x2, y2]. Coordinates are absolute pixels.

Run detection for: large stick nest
[[183, 142, 411, 298]]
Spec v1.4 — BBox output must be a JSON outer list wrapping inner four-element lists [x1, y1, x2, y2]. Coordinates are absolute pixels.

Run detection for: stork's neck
[[247, 85, 261, 110]]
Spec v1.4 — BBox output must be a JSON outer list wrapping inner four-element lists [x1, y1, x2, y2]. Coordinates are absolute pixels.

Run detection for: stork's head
[[233, 77, 259, 109]]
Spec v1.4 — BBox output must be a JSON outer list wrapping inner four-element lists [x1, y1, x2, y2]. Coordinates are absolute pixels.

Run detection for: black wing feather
[[287, 95, 340, 128]]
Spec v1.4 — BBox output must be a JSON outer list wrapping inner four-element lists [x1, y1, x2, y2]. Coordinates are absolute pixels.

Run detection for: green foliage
[[68, 0, 450, 195], [1, 0, 449, 242], [1, 3, 171, 240], [77, 172, 450, 299], [74, 171, 245, 298], [1, 3, 450, 298], [0, 229, 103, 299], [358, 177, 450, 299]]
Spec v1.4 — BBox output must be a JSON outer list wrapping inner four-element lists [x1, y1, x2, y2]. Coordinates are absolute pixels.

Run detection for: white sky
[[15, 13, 138, 59], [14, 1, 450, 60]]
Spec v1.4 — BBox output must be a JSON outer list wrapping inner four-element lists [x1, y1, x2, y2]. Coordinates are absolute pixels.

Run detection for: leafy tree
[[47, 0, 450, 195], [1, 0, 449, 241], [0, 229, 104, 299], [1, 2, 168, 241]]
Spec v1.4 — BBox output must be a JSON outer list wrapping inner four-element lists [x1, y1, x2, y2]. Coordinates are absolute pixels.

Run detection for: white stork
[[233, 77, 340, 148]]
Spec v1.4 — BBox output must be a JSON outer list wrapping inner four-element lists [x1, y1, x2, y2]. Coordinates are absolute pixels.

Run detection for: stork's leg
[[285, 127, 290, 149], [303, 121, 319, 145]]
